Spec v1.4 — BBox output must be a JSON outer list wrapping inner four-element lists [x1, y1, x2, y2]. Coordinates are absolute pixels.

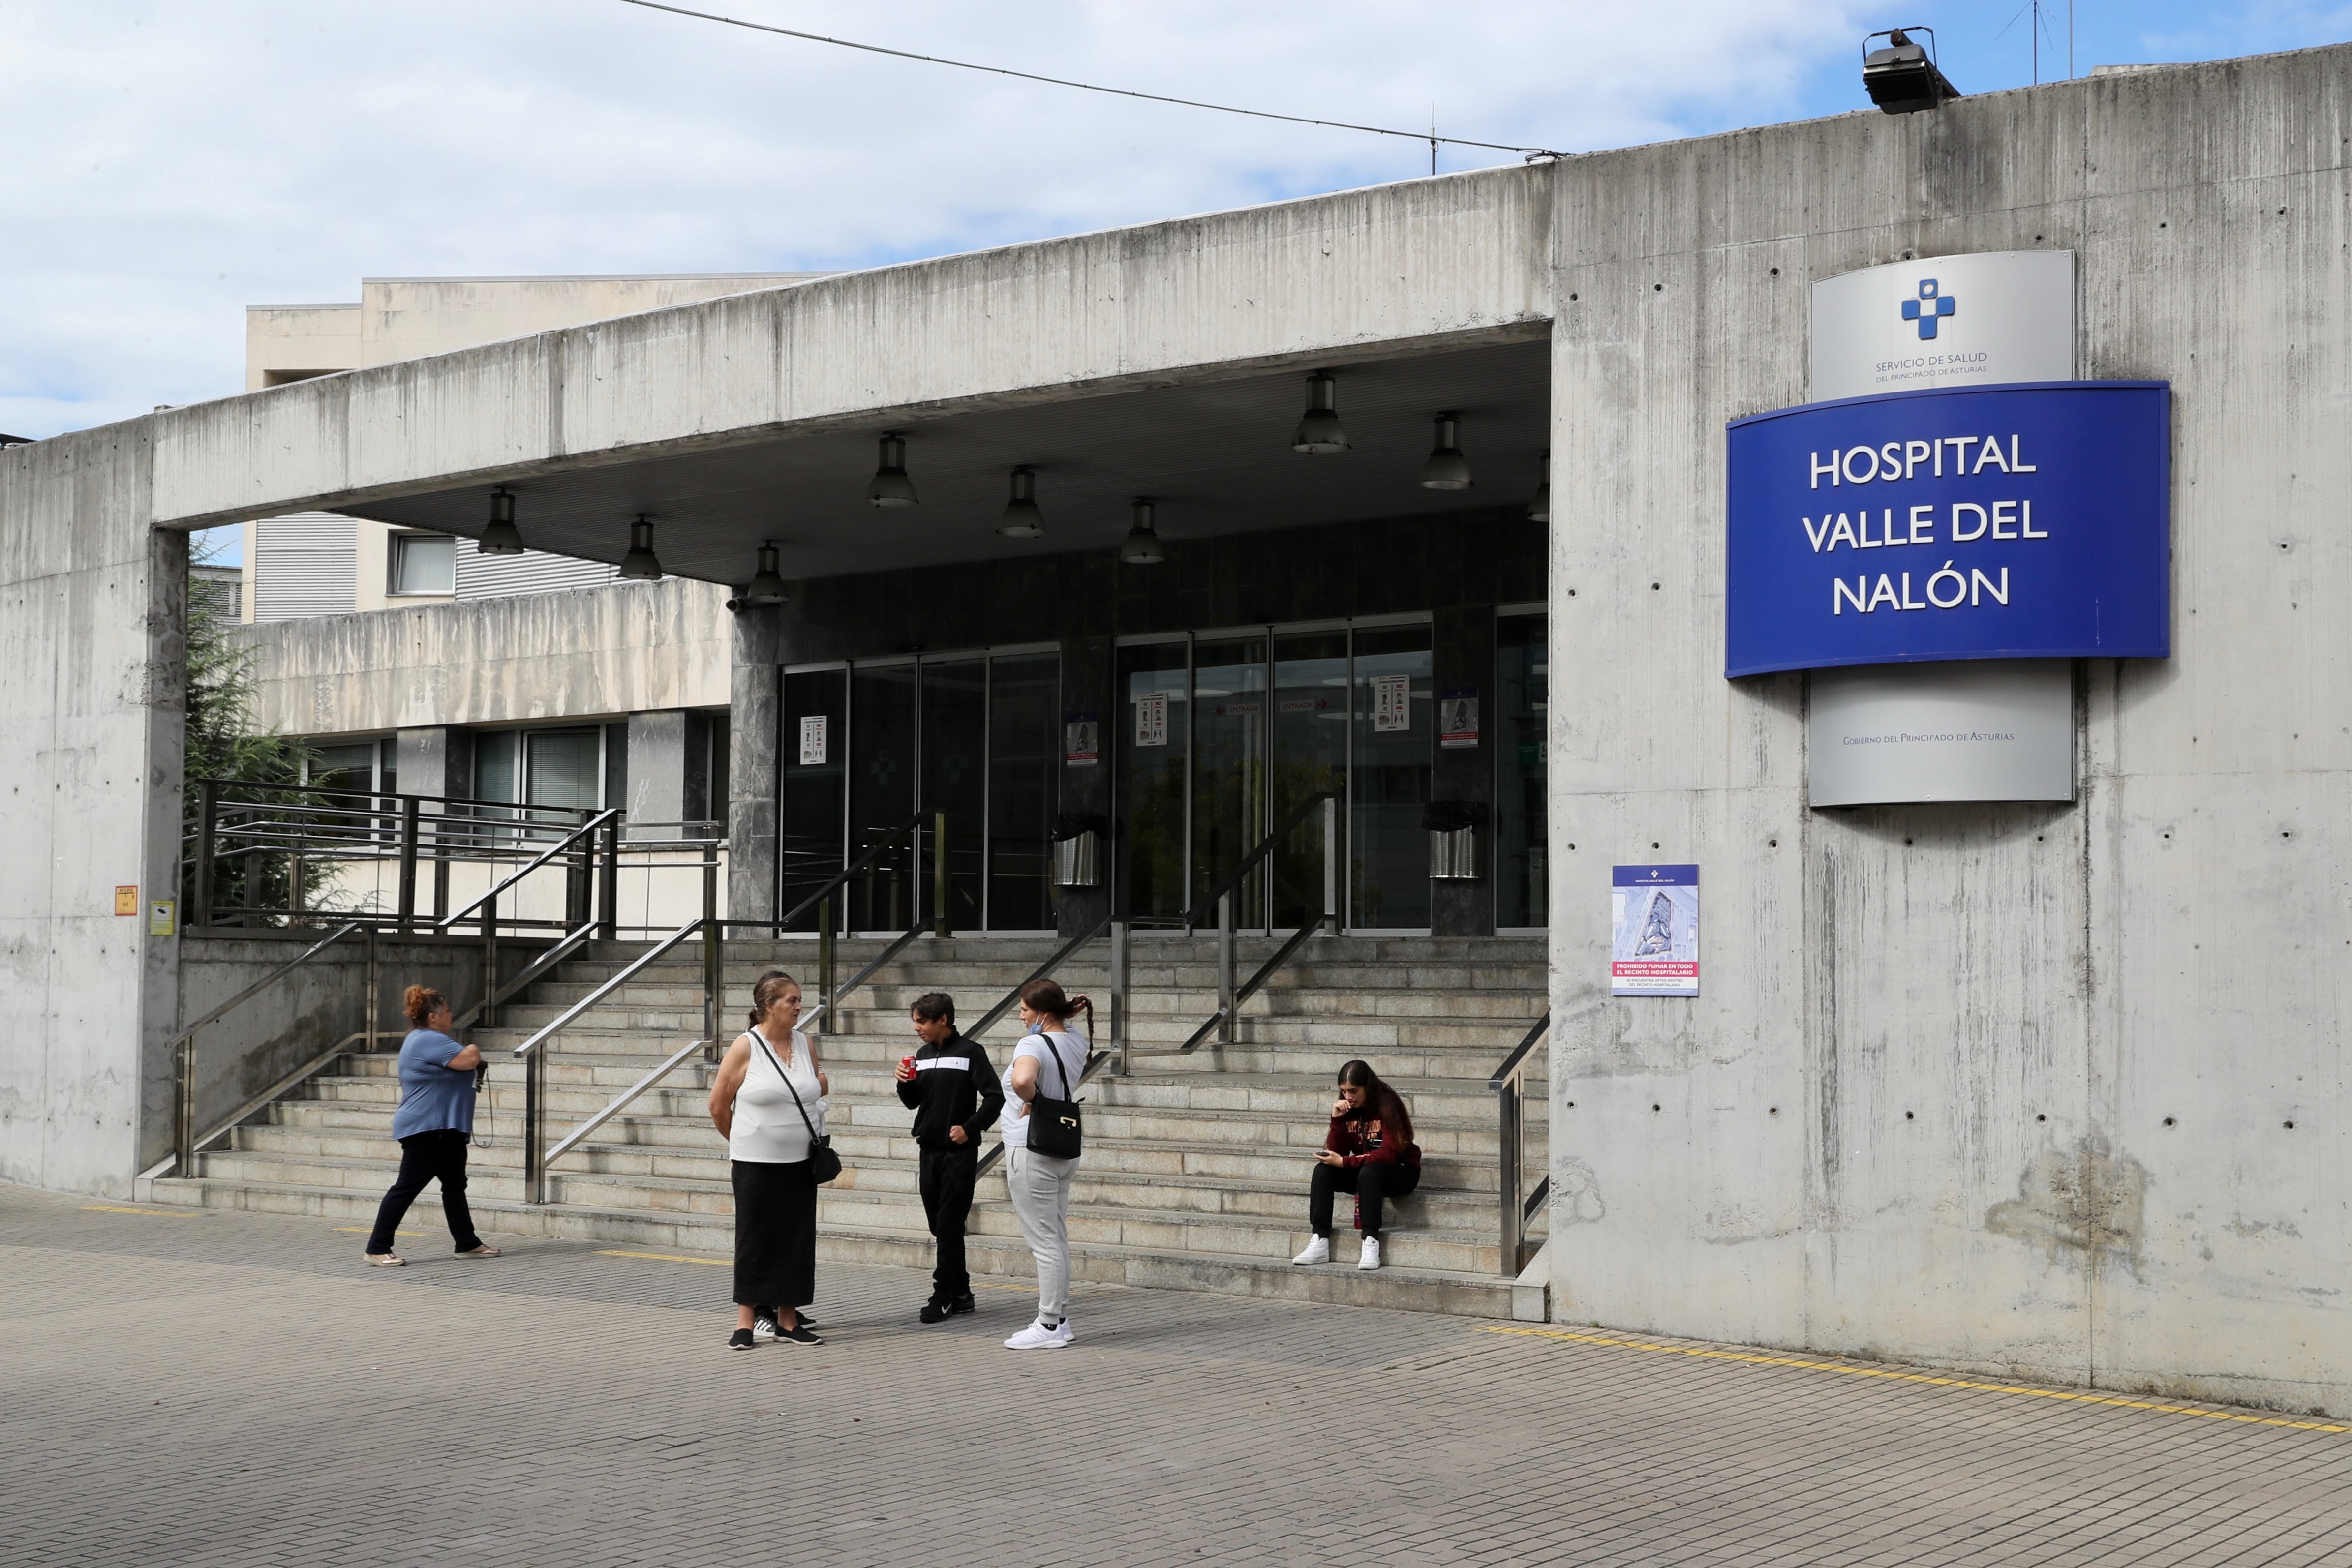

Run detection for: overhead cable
[[616, 0, 1563, 161]]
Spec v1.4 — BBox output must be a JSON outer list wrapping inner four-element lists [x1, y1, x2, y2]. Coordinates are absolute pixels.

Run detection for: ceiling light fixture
[[477, 487, 525, 555], [1120, 497, 1165, 565], [618, 516, 664, 580], [1527, 451, 1551, 522], [868, 433, 918, 508], [1420, 413, 1473, 490], [997, 467, 1045, 539], [738, 541, 788, 607], [1291, 371, 1348, 454]]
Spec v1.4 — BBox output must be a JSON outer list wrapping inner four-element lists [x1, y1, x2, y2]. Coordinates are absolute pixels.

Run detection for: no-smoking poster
[[1611, 864, 1698, 996]]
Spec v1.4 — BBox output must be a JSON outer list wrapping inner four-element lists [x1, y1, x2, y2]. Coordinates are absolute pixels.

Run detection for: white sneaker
[[1291, 1236, 1331, 1266], [1004, 1317, 1073, 1350], [1357, 1236, 1383, 1271], [751, 1314, 780, 1342]]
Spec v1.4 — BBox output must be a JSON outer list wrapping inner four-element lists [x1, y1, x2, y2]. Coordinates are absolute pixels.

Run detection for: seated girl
[[1291, 1059, 1421, 1271]]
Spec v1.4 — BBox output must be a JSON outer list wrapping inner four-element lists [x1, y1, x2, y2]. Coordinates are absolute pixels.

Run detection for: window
[[389, 532, 456, 596]]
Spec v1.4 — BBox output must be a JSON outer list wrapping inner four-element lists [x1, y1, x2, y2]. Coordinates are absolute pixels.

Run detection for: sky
[[3, 0, 2346, 472]]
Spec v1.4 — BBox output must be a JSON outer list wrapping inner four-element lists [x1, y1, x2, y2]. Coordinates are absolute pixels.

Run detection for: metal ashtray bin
[[1424, 801, 1483, 882], [1051, 814, 1105, 888]]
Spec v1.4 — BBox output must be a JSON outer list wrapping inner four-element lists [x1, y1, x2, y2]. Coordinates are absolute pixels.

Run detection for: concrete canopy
[[336, 335, 1552, 586]]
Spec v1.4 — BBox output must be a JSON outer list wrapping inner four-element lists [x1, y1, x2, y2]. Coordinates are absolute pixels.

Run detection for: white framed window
[[389, 532, 456, 596]]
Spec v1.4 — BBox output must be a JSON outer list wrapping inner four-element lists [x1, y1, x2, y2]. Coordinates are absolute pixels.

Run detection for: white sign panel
[[1135, 691, 1169, 748], [1811, 250, 2075, 402], [1807, 661, 2074, 805], [798, 715, 828, 766], [1371, 675, 1410, 733]]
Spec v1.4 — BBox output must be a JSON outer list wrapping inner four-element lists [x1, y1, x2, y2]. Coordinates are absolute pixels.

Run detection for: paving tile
[[5, 1181, 2350, 1567]]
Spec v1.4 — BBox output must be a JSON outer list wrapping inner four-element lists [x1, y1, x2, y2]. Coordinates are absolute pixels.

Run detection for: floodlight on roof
[[1862, 27, 1960, 114]]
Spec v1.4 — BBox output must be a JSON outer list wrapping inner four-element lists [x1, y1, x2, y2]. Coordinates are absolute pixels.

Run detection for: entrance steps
[[147, 935, 1548, 1318]]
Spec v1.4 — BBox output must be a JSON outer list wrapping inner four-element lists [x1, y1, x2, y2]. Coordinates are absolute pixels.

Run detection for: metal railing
[[163, 920, 370, 1176], [506, 846, 730, 1204], [1157, 792, 1340, 1056], [1488, 1011, 1551, 1275]]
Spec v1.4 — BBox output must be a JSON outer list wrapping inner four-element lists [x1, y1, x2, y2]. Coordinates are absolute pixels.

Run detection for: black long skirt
[[732, 1158, 818, 1308]]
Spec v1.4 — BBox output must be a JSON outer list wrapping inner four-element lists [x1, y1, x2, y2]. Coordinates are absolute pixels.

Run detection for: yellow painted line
[[599, 1248, 728, 1266], [82, 1205, 194, 1218], [1479, 1326, 2352, 1435], [334, 1227, 422, 1237]]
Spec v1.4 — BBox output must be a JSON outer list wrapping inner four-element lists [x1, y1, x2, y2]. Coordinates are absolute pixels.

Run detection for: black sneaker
[[727, 1328, 756, 1351], [775, 1321, 824, 1346], [949, 1293, 977, 1316], [920, 1298, 952, 1324]]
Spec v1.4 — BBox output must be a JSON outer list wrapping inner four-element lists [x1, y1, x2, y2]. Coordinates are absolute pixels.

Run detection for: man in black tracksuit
[[895, 992, 1004, 1322]]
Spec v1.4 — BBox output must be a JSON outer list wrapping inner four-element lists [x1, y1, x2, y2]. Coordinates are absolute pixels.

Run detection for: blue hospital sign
[[1724, 381, 2171, 677]]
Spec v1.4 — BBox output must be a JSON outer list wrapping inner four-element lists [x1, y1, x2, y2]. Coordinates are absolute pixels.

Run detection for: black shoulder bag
[[751, 1032, 844, 1184], [1025, 1031, 1084, 1159]]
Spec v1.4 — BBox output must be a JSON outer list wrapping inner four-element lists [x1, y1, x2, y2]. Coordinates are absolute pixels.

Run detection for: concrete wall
[[240, 575, 730, 736], [0, 428, 184, 1195], [1547, 48, 2352, 1413]]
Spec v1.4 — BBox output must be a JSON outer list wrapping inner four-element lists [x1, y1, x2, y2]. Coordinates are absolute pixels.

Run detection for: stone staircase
[[147, 934, 1549, 1318]]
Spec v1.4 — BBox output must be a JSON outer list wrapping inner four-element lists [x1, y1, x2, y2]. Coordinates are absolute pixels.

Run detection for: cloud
[[1, 0, 1871, 439]]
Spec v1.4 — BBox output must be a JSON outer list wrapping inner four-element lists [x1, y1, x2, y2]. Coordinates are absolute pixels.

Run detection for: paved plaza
[[5, 1182, 2349, 1568]]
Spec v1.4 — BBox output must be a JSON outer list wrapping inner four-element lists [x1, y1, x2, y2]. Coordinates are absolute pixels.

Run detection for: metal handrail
[[1161, 794, 1340, 1055], [509, 917, 706, 1062], [509, 913, 710, 1204], [164, 920, 366, 1176], [451, 916, 599, 1034], [438, 807, 620, 930], [966, 913, 1115, 1040], [1490, 1011, 1551, 1275], [1167, 916, 1328, 1055], [779, 810, 927, 928], [1182, 790, 1337, 929], [541, 1035, 714, 1169], [167, 1030, 368, 1172]]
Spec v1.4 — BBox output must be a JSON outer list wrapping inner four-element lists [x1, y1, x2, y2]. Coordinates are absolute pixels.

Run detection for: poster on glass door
[[1611, 864, 1698, 996], [1136, 691, 1169, 747], [1372, 674, 1411, 732], [798, 715, 828, 767]]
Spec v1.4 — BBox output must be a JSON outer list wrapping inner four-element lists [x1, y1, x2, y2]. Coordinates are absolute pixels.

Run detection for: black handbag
[[1025, 1030, 1084, 1160], [752, 1032, 844, 1184]]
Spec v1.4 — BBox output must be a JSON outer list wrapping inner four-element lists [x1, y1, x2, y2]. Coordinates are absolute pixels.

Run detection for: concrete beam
[[139, 167, 1556, 532]]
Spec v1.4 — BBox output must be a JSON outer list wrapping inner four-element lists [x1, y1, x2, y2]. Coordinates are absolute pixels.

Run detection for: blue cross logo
[[1902, 278, 1956, 340]]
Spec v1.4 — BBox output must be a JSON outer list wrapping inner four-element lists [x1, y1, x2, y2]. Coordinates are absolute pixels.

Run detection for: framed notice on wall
[[1439, 690, 1479, 749], [1064, 714, 1099, 766], [1611, 865, 1698, 996], [798, 715, 828, 766]]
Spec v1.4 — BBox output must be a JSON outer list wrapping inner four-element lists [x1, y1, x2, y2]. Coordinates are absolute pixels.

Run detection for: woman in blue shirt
[[363, 985, 503, 1266]]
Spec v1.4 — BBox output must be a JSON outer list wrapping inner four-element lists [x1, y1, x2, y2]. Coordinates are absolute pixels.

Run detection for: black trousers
[[367, 1129, 483, 1254], [1310, 1160, 1421, 1240], [733, 1159, 819, 1309], [919, 1143, 980, 1299]]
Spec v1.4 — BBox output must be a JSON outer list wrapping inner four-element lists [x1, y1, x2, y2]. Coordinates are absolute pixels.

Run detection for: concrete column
[[0, 427, 186, 1193], [728, 606, 783, 924], [1056, 633, 1114, 936], [1429, 603, 1495, 937]]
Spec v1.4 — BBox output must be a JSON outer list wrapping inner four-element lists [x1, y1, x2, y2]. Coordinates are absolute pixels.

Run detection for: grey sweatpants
[[1006, 1144, 1078, 1319]]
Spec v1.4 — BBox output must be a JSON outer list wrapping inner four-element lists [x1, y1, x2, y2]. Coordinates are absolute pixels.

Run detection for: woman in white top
[[1001, 977, 1092, 1350], [707, 970, 829, 1350]]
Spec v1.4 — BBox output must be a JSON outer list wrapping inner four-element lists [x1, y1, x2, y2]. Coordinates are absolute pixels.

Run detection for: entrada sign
[[1725, 381, 2171, 677]]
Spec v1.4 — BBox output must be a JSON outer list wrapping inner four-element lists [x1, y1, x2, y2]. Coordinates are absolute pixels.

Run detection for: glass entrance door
[[1112, 619, 1434, 935], [1269, 630, 1348, 928]]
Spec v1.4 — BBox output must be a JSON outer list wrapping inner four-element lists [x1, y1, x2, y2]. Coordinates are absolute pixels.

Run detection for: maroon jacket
[[1324, 1102, 1421, 1170]]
